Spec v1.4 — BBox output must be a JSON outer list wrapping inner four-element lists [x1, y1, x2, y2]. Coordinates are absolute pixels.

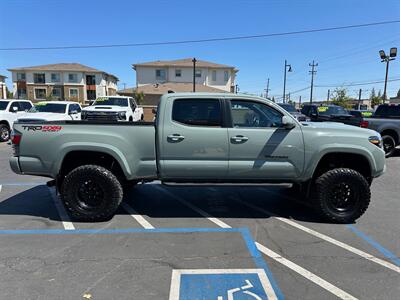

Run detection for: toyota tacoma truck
[[9, 93, 386, 223]]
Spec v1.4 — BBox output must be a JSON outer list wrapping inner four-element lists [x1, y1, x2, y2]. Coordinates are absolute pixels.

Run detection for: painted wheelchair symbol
[[217, 279, 262, 300]]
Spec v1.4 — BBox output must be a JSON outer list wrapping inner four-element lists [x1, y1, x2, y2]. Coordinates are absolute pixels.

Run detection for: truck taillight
[[11, 130, 21, 156], [360, 120, 369, 128]]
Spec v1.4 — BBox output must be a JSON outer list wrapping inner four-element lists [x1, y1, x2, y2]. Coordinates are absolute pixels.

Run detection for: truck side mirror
[[69, 110, 78, 115], [11, 106, 18, 113], [282, 115, 296, 129]]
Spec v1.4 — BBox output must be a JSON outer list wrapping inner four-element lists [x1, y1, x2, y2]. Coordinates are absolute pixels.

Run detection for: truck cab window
[[172, 99, 222, 127], [230, 100, 283, 128]]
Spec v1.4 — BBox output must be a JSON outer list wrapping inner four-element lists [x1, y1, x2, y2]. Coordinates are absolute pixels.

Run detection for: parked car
[[10, 93, 385, 223], [0, 99, 33, 142], [81, 96, 144, 122], [301, 104, 364, 127], [278, 103, 309, 122], [17, 101, 82, 123], [363, 104, 400, 157]]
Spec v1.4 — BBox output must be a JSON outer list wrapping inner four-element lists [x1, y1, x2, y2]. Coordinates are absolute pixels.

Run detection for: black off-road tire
[[382, 135, 397, 158], [0, 124, 10, 142], [61, 165, 123, 221], [313, 168, 370, 223]]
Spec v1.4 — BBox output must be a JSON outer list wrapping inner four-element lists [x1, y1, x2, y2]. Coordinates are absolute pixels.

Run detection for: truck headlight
[[369, 136, 382, 148], [118, 111, 126, 120]]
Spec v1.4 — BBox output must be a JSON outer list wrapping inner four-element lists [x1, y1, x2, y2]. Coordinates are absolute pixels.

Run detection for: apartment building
[[0, 75, 7, 99], [128, 58, 238, 104], [8, 63, 118, 104]]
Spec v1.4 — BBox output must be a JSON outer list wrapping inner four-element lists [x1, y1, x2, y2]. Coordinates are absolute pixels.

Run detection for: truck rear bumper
[[9, 157, 22, 174]]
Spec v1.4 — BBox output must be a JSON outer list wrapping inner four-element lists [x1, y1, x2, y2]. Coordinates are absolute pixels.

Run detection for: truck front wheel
[[313, 168, 370, 223], [61, 165, 123, 221], [0, 124, 10, 142]]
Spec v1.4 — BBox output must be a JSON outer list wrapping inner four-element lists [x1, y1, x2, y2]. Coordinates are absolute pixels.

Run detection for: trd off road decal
[[22, 125, 63, 132]]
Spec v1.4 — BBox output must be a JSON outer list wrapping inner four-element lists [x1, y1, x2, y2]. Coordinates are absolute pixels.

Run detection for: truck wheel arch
[[57, 150, 128, 187], [0, 120, 11, 129], [380, 129, 399, 144]]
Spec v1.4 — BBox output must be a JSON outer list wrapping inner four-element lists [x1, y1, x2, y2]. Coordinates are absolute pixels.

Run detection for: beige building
[[125, 58, 238, 105], [8, 63, 118, 104], [0, 75, 7, 99]]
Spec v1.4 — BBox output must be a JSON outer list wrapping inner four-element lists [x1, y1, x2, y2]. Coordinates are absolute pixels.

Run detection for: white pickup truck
[[0, 99, 33, 142], [17, 101, 82, 123], [81, 96, 144, 122]]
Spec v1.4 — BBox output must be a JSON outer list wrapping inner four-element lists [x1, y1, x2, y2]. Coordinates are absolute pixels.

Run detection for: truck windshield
[[317, 106, 348, 115], [278, 103, 296, 113], [29, 103, 67, 113], [0, 101, 8, 110], [93, 97, 128, 107]]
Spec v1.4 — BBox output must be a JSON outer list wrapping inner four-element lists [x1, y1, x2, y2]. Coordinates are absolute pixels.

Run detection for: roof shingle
[[133, 58, 236, 69]]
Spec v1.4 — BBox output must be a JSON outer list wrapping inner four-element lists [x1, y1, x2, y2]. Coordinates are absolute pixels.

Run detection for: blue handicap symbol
[[179, 273, 269, 300]]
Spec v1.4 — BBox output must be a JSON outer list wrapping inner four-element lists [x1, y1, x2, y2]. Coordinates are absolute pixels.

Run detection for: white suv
[[81, 96, 144, 122], [0, 99, 33, 142]]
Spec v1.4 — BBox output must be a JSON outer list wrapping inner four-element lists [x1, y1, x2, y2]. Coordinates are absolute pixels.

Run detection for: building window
[[34, 88, 47, 100], [86, 75, 96, 85], [175, 69, 182, 77], [156, 69, 166, 80], [17, 88, 27, 99], [68, 73, 78, 83], [69, 88, 79, 98], [195, 69, 202, 78], [52, 87, 61, 99], [33, 73, 46, 84], [51, 73, 60, 83], [224, 71, 229, 82], [17, 73, 26, 81], [212, 70, 217, 82]]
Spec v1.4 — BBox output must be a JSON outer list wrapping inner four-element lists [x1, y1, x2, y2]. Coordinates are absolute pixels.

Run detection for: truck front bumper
[[9, 156, 22, 174]]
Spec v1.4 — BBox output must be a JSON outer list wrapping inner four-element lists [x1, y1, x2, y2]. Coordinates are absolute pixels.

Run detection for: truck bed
[[12, 121, 157, 180]]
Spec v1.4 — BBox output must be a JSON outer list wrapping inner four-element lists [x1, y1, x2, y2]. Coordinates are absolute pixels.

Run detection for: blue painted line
[[347, 225, 400, 267], [240, 227, 285, 300]]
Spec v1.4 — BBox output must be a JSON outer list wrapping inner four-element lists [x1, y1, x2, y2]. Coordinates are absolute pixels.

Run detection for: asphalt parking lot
[[0, 142, 399, 300]]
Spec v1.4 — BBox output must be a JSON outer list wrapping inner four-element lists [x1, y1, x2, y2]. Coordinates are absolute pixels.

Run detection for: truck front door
[[160, 98, 229, 180], [227, 99, 304, 180]]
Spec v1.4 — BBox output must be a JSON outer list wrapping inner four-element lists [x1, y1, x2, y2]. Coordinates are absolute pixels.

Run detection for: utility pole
[[299, 96, 302, 108], [282, 60, 292, 103], [327, 89, 330, 103], [309, 60, 318, 104], [287, 92, 291, 103], [265, 78, 270, 98], [379, 48, 397, 102], [358, 88, 362, 110], [192, 57, 197, 92]]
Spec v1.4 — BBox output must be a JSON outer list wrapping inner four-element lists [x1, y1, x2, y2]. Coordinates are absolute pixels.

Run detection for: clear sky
[[1, 0, 399, 102]]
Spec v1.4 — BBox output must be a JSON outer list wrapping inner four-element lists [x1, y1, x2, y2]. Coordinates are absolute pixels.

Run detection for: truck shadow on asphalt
[[0, 183, 334, 226]]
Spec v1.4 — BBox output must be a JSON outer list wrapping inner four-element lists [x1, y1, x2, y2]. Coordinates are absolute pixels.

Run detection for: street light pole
[[192, 57, 197, 92], [282, 60, 292, 103], [379, 48, 397, 102]]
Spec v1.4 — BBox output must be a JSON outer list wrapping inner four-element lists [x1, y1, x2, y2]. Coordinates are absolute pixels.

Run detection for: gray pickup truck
[[10, 93, 385, 223], [365, 104, 400, 157]]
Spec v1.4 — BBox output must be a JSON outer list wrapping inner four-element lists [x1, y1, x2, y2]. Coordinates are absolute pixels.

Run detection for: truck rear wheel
[[0, 124, 10, 142], [61, 165, 123, 221], [313, 168, 370, 223]]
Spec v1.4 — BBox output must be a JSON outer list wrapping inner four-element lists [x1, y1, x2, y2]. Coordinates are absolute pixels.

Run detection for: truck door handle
[[167, 134, 185, 142], [230, 135, 249, 143]]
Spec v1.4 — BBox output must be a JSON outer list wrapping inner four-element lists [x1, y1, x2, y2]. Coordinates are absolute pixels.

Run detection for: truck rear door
[[227, 99, 304, 180], [159, 97, 229, 180]]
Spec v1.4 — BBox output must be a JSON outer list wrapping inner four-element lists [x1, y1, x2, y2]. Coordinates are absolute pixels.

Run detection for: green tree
[[6, 87, 13, 99], [330, 88, 352, 109], [370, 88, 382, 108], [133, 91, 145, 105]]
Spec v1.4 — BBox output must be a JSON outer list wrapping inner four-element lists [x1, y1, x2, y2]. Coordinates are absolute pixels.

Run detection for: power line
[[315, 78, 400, 88], [1, 20, 399, 51]]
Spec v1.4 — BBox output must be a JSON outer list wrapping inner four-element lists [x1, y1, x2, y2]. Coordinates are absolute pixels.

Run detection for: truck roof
[[160, 92, 274, 102]]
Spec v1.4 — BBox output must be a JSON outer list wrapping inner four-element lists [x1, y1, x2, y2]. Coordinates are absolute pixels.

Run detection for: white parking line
[[48, 187, 75, 230], [154, 186, 357, 300], [234, 197, 400, 274], [121, 202, 154, 229]]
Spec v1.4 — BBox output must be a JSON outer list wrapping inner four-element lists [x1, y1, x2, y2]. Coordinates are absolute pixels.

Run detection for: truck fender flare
[[54, 143, 132, 178]]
